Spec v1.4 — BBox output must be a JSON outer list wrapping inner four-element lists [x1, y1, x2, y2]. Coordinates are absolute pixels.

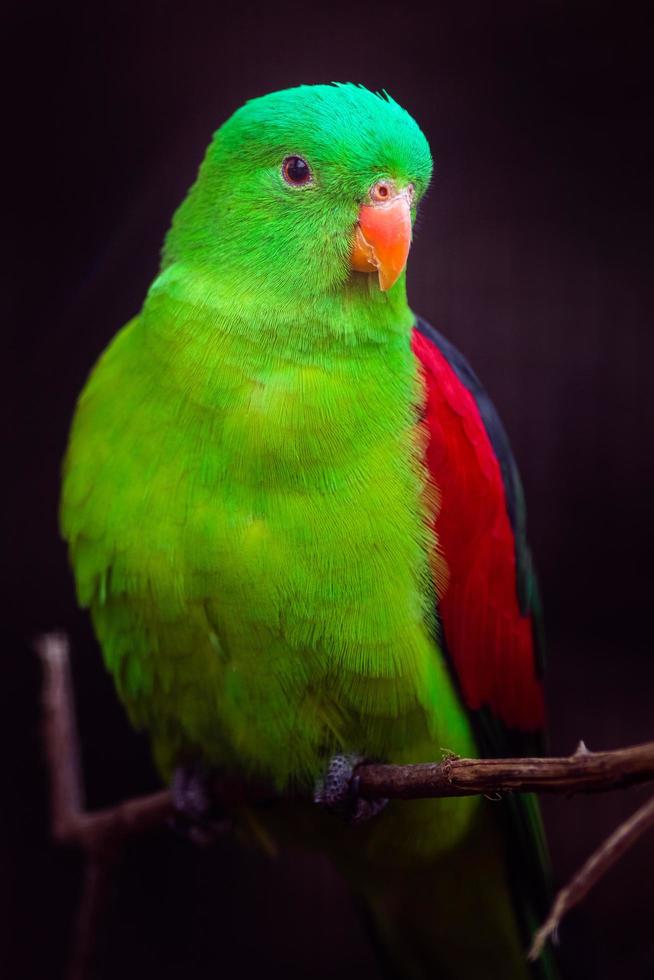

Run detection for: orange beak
[[350, 191, 412, 291]]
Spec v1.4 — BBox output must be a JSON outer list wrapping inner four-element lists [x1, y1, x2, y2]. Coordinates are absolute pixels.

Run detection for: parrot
[[60, 83, 556, 979]]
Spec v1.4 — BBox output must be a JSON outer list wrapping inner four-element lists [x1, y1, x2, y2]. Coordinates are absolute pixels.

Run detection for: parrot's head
[[162, 84, 433, 306]]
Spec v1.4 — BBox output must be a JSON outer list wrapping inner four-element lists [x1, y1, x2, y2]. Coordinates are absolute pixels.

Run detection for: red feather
[[411, 327, 545, 732]]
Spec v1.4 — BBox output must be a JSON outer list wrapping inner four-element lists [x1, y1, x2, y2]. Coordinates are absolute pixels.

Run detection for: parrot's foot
[[170, 764, 232, 846], [314, 753, 388, 825]]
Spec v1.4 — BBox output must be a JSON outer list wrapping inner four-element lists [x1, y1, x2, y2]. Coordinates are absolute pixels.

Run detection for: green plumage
[[61, 84, 549, 978]]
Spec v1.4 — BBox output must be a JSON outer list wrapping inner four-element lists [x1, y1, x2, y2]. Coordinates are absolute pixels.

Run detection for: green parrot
[[61, 83, 555, 978]]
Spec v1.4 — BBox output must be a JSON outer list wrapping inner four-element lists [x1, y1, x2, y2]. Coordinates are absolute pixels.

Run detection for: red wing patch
[[412, 328, 545, 732]]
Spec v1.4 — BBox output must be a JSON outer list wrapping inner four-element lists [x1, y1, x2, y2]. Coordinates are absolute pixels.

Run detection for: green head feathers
[[162, 84, 433, 302]]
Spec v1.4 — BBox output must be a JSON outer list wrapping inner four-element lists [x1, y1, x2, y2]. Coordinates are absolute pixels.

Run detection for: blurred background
[[4, 1, 654, 977]]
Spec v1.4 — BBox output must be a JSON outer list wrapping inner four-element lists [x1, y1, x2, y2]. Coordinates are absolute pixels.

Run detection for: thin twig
[[529, 793, 654, 960]]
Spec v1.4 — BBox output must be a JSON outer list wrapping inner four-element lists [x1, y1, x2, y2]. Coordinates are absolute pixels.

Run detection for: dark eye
[[282, 155, 312, 186]]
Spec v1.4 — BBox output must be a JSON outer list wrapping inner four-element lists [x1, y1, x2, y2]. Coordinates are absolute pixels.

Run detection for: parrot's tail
[[349, 808, 558, 980]]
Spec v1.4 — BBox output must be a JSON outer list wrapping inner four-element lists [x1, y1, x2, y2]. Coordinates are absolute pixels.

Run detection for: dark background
[[4, 1, 654, 977]]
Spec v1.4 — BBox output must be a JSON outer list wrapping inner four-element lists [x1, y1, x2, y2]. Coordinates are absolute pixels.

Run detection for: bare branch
[[37, 634, 174, 980], [37, 633, 175, 850], [36, 632, 654, 977], [529, 793, 654, 960], [39, 633, 654, 829], [37, 633, 85, 841], [355, 743, 654, 800]]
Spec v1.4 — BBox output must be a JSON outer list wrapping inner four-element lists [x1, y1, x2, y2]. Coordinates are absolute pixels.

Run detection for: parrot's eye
[[282, 156, 312, 187], [371, 181, 391, 202]]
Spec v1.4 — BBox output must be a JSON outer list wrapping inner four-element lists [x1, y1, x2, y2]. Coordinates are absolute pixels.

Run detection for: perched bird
[[61, 84, 554, 978]]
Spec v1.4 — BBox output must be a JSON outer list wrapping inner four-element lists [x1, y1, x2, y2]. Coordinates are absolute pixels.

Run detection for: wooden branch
[[529, 793, 654, 960], [37, 634, 174, 980], [355, 742, 654, 800], [39, 633, 654, 827], [37, 632, 654, 977], [37, 632, 85, 842], [37, 633, 175, 851]]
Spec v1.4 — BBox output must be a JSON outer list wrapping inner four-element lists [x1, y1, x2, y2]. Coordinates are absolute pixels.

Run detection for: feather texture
[[412, 323, 545, 732], [60, 84, 554, 978]]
